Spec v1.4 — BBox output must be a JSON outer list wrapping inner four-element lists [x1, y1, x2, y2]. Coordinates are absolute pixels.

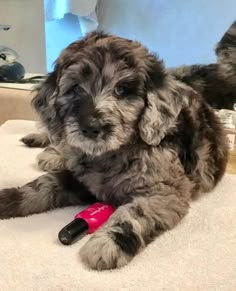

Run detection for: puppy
[[0, 30, 228, 270], [22, 21, 236, 173]]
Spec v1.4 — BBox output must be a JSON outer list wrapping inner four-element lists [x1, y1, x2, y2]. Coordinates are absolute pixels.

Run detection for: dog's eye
[[114, 83, 134, 97], [114, 86, 125, 96]]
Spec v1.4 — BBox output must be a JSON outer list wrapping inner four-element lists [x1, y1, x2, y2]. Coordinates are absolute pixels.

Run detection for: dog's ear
[[32, 71, 62, 143], [139, 57, 190, 145]]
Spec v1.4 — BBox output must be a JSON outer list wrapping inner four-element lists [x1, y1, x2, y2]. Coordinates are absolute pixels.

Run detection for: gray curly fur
[[1, 23, 233, 270]]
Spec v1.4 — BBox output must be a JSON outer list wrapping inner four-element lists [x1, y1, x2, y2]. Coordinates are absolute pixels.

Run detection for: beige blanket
[[0, 120, 236, 291]]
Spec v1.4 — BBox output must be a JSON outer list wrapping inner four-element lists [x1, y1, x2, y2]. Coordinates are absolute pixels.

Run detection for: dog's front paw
[[79, 230, 133, 271]]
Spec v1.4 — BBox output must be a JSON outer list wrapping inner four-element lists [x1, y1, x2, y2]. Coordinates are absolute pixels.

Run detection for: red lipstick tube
[[58, 203, 115, 245]]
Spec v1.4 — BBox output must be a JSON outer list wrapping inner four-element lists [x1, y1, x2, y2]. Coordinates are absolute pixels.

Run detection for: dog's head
[[33, 32, 190, 156]]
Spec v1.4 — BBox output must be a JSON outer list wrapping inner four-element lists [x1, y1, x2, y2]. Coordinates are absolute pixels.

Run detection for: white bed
[[0, 120, 235, 291]]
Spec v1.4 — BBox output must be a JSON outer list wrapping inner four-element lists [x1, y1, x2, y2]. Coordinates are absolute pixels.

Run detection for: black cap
[[58, 218, 89, 245]]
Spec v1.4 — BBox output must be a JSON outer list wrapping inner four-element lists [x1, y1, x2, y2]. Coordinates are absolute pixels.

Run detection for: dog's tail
[[216, 21, 236, 73]]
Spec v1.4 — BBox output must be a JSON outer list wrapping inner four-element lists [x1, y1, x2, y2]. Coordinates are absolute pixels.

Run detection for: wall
[[0, 0, 46, 73], [98, 0, 236, 67]]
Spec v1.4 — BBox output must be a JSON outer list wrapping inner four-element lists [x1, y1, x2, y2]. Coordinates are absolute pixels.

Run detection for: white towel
[[0, 120, 236, 290]]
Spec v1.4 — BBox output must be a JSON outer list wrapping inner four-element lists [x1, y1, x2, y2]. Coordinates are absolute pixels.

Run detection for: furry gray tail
[[216, 21, 236, 69]]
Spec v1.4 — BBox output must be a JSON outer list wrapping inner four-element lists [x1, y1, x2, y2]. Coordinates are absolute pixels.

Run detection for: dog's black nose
[[81, 124, 101, 139]]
